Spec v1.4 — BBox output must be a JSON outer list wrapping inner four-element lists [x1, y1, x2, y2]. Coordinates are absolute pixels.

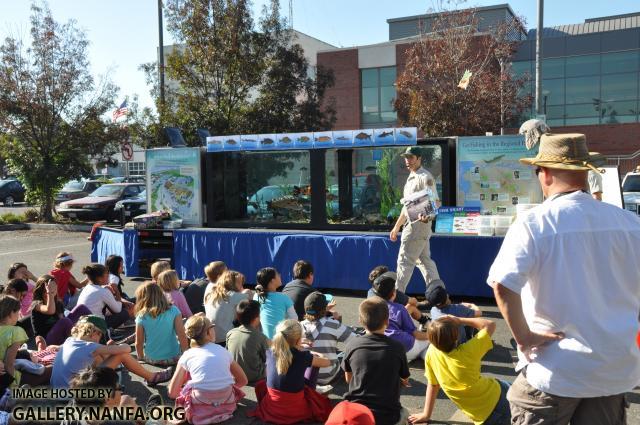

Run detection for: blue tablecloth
[[90, 228, 139, 276], [173, 229, 503, 297]]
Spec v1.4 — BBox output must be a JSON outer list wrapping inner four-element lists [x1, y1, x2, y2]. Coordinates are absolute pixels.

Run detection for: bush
[[0, 213, 25, 224], [23, 209, 39, 222]]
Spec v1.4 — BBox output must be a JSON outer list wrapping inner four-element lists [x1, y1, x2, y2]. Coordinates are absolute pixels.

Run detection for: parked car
[[622, 169, 640, 215], [114, 190, 147, 225], [55, 180, 104, 204], [58, 183, 145, 221], [0, 179, 25, 207]]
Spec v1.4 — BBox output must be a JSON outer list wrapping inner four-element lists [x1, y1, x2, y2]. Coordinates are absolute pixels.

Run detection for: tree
[[394, 2, 531, 137], [0, 3, 123, 221], [149, 0, 335, 145]]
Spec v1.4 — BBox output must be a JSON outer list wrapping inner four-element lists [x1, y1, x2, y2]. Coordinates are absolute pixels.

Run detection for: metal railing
[[605, 149, 640, 176]]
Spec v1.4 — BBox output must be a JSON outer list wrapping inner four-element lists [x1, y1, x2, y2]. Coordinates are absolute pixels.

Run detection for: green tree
[[0, 3, 122, 221], [150, 0, 335, 145]]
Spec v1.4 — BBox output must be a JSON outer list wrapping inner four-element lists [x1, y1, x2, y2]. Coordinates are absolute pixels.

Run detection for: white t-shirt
[[177, 342, 234, 391], [487, 191, 640, 397], [76, 283, 122, 318], [588, 170, 603, 194]]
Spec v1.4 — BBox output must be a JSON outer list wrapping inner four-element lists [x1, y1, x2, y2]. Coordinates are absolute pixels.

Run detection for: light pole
[[535, 0, 544, 116], [158, 0, 165, 113]]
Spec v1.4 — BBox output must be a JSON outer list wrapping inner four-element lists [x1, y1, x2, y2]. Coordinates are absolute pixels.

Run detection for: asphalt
[[0, 229, 638, 424]]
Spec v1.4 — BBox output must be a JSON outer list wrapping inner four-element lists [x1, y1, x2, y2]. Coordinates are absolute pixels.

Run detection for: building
[[317, 4, 640, 172]]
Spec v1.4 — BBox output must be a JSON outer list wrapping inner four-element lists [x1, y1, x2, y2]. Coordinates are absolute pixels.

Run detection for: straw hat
[[519, 133, 605, 172]]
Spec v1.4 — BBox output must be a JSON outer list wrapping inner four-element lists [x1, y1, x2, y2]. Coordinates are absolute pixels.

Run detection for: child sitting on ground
[[426, 285, 481, 345], [31, 275, 92, 345], [183, 261, 227, 316], [157, 270, 192, 319], [2, 279, 33, 338], [168, 313, 247, 425], [135, 282, 188, 367], [0, 295, 51, 387], [249, 319, 332, 424], [50, 252, 87, 307], [373, 272, 429, 362], [408, 316, 510, 425], [367, 266, 430, 323], [226, 300, 269, 384], [50, 315, 172, 388], [342, 297, 411, 425], [7, 262, 36, 327], [204, 270, 249, 346], [76, 264, 132, 330], [150, 260, 171, 284], [300, 291, 355, 387], [253, 267, 297, 339]]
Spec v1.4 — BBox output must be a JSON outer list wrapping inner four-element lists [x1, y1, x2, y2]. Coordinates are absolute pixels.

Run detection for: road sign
[[121, 142, 133, 161]]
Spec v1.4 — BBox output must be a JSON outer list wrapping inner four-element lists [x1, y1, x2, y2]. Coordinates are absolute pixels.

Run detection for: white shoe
[[315, 384, 333, 394]]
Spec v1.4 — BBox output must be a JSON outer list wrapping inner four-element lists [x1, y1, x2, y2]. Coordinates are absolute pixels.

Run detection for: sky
[[2, 0, 639, 110]]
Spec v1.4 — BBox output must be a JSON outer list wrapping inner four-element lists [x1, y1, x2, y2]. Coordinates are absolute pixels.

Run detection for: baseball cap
[[304, 291, 328, 315], [80, 315, 108, 335], [372, 272, 397, 299], [400, 146, 422, 158], [325, 401, 375, 425], [425, 283, 448, 307]]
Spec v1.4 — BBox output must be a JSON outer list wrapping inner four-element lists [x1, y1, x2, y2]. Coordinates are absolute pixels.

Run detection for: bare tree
[[395, 2, 531, 136]]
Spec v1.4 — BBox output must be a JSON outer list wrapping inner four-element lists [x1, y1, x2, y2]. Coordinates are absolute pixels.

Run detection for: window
[[123, 186, 140, 197], [128, 162, 145, 176], [601, 73, 638, 102], [602, 51, 639, 74], [565, 76, 599, 105], [361, 67, 397, 124], [326, 146, 442, 225], [565, 54, 600, 77], [542, 58, 565, 79], [542, 79, 565, 105]]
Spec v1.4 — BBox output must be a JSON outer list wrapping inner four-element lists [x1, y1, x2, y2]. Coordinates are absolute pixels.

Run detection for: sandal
[[145, 367, 173, 387]]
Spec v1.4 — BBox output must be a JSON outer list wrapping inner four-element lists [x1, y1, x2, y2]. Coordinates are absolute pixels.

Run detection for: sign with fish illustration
[[222, 135, 241, 151], [352, 129, 374, 147], [333, 130, 353, 147], [257, 134, 277, 150], [276, 133, 296, 149], [395, 127, 418, 145], [205, 136, 224, 152], [373, 128, 396, 146], [291, 132, 314, 149], [241, 135, 260, 151], [313, 131, 333, 149]]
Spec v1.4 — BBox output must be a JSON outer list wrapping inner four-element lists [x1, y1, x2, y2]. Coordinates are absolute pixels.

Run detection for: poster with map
[[457, 136, 542, 215], [146, 148, 202, 226]]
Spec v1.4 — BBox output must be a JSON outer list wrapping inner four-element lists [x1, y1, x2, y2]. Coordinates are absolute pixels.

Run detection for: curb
[[25, 223, 94, 232], [0, 224, 29, 231]]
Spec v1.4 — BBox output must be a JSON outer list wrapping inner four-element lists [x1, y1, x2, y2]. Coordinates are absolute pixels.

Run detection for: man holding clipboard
[[390, 146, 442, 294]]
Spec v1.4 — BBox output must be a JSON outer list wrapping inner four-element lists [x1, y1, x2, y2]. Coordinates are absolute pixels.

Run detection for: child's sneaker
[[315, 384, 333, 395]]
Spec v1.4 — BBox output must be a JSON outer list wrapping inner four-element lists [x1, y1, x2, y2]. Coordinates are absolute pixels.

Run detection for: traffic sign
[[121, 142, 133, 161]]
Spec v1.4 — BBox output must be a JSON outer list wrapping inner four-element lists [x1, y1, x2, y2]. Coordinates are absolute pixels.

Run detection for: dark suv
[[57, 183, 145, 221], [0, 180, 26, 207]]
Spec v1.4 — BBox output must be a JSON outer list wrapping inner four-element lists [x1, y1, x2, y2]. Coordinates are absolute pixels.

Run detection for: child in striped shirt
[[300, 292, 355, 386]]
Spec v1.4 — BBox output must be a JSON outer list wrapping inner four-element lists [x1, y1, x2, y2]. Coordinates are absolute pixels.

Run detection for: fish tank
[[203, 139, 454, 231]]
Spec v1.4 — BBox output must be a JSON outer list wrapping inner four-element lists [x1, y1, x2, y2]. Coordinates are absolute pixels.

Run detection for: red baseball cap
[[325, 401, 375, 425]]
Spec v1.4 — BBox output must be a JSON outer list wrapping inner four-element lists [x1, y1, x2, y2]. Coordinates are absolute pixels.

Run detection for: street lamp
[[542, 89, 549, 116]]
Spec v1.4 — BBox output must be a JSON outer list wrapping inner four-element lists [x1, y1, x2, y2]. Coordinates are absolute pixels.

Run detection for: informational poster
[[146, 148, 202, 227], [436, 207, 480, 235], [457, 135, 542, 215], [600, 166, 624, 208]]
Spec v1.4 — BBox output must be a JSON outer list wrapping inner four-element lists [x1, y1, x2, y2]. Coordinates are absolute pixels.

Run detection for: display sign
[[435, 207, 481, 235], [205, 128, 418, 152], [457, 135, 542, 215], [146, 148, 202, 227]]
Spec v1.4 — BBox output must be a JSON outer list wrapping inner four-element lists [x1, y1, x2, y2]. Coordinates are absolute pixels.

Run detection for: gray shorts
[[508, 372, 629, 425]]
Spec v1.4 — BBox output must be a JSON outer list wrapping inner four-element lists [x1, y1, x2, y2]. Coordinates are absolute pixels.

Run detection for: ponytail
[[272, 319, 302, 375], [255, 267, 277, 303], [82, 264, 107, 283], [184, 313, 213, 348]]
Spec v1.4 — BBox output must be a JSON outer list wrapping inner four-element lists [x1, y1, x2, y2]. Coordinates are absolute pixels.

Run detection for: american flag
[[112, 100, 129, 122]]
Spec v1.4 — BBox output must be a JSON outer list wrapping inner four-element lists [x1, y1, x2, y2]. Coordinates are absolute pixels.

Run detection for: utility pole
[[158, 0, 165, 112], [535, 0, 544, 117]]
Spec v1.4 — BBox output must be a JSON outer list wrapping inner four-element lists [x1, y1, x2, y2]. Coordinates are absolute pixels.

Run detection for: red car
[[57, 183, 145, 222]]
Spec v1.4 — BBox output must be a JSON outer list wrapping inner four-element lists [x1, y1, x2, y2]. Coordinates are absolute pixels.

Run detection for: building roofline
[[386, 3, 517, 24], [317, 35, 422, 54], [585, 11, 640, 23], [291, 29, 337, 49]]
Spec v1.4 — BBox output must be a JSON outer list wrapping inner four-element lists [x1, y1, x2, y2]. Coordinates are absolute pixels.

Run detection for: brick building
[[317, 4, 640, 172]]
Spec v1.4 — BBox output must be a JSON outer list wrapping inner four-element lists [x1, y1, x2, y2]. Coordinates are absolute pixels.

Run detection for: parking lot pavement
[[0, 203, 33, 216], [3, 229, 640, 424]]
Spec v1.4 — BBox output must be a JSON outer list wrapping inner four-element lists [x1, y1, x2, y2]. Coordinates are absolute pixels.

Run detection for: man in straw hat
[[487, 133, 640, 424]]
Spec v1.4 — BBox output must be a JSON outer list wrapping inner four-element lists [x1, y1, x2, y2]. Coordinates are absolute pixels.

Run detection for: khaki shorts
[[508, 372, 629, 425]]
